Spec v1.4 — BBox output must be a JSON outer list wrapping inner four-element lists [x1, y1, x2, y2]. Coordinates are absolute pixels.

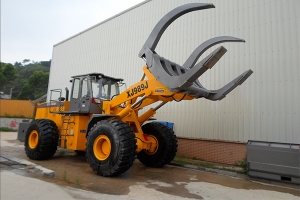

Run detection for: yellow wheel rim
[[28, 130, 39, 149], [145, 134, 158, 155], [93, 135, 111, 161]]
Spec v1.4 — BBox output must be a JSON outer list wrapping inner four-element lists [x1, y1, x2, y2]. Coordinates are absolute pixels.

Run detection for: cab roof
[[71, 73, 123, 82]]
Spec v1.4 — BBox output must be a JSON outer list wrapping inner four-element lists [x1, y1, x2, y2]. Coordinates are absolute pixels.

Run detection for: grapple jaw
[[139, 3, 253, 101]]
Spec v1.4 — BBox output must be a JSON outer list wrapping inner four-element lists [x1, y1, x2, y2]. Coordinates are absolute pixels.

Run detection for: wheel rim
[[145, 134, 158, 155], [93, 135, 111, 160], [28, 130, 39, 149]]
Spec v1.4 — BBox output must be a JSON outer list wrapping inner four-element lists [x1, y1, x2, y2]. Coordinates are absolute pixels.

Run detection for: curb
[[1, 156, 55, 177], [169, 162, 247, 179]]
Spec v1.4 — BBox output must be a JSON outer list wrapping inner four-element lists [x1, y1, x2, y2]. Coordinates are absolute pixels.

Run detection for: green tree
[[22, 59, 30, 65], [17, 83, 33, 99], [39, 60, 51, 68], [1, 60, 50, 99], [0, 63, 17, 95], [19, 64, 49, 79], [14, 62, 23, 67], [0, 72, 7, 86], [0, 63, 17, 84], [18, 70, 49, 100]]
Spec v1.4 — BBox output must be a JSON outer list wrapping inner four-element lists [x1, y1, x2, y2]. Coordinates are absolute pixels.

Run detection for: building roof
[[71, 72, 123, 82], [54, 0, 151, 47]]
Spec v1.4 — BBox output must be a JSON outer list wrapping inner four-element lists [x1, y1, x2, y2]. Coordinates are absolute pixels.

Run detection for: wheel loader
[[22, 3, 253, 176]]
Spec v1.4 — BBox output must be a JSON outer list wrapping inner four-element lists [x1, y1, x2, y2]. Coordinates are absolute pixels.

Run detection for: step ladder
[[59, 114, 75, 148]]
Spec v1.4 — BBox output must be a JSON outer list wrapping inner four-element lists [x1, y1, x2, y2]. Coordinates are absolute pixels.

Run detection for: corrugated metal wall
[[0, 100, 34, 117], [49, 0, 300, 143]]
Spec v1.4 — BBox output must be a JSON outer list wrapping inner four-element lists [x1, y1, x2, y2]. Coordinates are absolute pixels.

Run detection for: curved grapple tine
[[138, 3, 215, 57], [149, 45, 227, 93], [179, 46, 228, 89], [183, 36, 245, 69], [208, 69, 253, 100]]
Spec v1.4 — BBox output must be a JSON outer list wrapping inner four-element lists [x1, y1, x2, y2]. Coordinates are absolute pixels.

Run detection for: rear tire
[[137, 122, 178, 167], [86, 120, 136, 176], [25, 119, 59, 160]]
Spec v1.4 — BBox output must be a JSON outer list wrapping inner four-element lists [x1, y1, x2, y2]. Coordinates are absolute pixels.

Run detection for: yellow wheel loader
[[22, 3, 252, 176]]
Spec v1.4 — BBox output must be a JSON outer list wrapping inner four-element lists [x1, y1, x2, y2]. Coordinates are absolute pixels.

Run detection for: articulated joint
[[135, 132, 158, 153]]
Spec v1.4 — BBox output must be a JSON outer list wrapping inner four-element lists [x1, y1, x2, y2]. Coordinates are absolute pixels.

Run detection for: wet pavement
[[1, 132, 300, 199]]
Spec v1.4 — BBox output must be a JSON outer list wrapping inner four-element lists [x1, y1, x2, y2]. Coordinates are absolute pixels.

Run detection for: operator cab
[[69, 73, 123, 113]]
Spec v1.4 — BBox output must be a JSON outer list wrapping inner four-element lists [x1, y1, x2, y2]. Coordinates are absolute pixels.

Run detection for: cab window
[[72, 79, 80, 99], [82, 78, 88, 97]]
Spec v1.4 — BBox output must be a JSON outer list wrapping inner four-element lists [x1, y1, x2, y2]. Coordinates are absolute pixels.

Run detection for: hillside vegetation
[[0, 59, 51, 100]]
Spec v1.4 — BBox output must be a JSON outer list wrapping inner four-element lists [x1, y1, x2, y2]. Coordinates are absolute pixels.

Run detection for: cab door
[[79, 78, 91, 113], [69, 78, 91, 113]]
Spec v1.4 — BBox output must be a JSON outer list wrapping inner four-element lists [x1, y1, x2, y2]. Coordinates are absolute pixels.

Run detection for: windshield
[[91, 77, 120, 100]]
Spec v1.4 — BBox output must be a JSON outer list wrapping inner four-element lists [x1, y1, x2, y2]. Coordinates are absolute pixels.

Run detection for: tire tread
[[25, 119, 58, 160], [86, 120, 136, 176], [137, 122, 178, 167]]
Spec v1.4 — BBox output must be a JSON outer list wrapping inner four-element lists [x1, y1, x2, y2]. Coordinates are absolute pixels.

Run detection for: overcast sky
[[1, 0, 145, 64]]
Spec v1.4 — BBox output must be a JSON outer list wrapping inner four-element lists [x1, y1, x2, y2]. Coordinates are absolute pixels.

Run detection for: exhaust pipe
[[65, 87, 69, 101]]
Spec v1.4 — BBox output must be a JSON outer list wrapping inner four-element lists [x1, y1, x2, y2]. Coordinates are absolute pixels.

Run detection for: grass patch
[[75, 177, 81, 186], [173, 155, 244, 174], [202, 163, 214, 168], [235, 157, 248, 174], [173, 156, 214, 169], [0, 127, 16, 132], [1, 113, 33, 119], [173, 155, 195, 165], [62, 171, 69, 182]]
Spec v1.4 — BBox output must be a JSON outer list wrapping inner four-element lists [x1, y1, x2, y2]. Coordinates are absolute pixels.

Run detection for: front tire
[[25, 119, 59, 160], [86, 120, 136, 176], [137, 122, 178, 167]]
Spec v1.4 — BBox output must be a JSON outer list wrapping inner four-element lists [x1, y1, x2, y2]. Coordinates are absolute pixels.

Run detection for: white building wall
[[49, 0, 300, 143]]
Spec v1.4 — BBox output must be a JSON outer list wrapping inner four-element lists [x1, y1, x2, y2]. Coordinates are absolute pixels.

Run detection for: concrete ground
[[1, 132, 299, 200]]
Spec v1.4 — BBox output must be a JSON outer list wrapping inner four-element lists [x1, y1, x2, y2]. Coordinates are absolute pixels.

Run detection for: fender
[[86, 114, 119, 136]]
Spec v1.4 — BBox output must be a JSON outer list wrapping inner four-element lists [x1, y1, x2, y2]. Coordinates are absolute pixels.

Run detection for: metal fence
[[0, 99, 34, 118]]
